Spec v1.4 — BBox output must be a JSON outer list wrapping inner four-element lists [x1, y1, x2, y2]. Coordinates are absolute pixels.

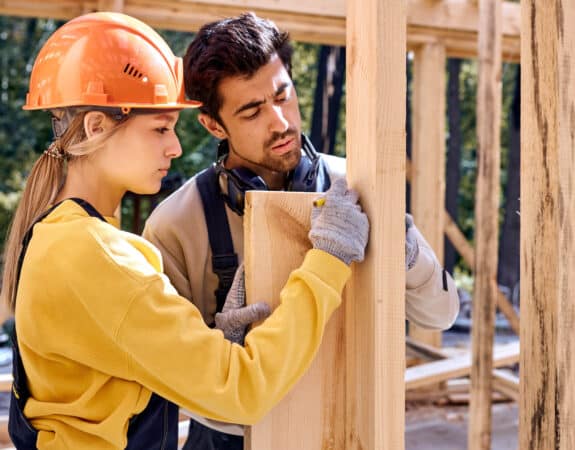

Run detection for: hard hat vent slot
[[123, 63, 144, 79]]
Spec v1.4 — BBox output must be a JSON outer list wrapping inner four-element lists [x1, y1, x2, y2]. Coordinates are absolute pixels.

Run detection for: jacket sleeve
[[115, 249, 350, 425], [405, 226, 460, 330], [142, 220, 194, 302]]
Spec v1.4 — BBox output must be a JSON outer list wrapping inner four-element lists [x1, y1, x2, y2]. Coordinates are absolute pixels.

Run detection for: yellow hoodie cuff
[[300, 249, 352, 295]]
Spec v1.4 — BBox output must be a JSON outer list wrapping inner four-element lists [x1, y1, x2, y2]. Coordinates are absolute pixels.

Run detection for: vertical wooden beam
[[346, 1, 406, 449], [520, 0, 575, 449], [468, 0, 501, 449], [410, 42, 447, 348]]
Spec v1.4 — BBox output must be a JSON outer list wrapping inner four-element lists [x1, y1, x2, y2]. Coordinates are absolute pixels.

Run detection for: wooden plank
[[520, 1, 575, 449], [345, 1, 405, 449], [409, 42, 446, 349], [0, 0, 521, 60], [97, 0, 124, 10], [405, 338, 519, 402], [492, 369, 519, 402], [468, 1, 502, 449], [180, 0, 345, 18], [443, 211, 475, 268], [243, 191, 345, 450], [405, 341, 519, 390], [406, 336, 448, 361]]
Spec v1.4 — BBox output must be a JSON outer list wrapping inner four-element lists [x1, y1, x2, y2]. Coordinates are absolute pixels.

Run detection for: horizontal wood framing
[[405, 341, 519, 390], [0, 0, 520, 61]]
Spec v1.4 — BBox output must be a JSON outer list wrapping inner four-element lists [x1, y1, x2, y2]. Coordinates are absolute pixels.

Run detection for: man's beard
[[231, 130, 302, 173]]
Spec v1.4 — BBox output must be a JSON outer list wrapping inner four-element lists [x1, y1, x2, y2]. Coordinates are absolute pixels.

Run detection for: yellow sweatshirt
[[15, 200, 350, 449]]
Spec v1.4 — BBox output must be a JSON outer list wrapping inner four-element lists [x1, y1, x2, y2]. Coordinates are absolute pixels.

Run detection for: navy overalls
[[8, 198, 179, 449]]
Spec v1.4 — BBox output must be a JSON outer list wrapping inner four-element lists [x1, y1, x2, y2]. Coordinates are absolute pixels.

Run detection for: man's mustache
[[265, 129, 298, 148]]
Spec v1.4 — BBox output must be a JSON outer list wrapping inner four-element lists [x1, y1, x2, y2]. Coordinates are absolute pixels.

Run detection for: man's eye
[[244, 110, 259, 120]]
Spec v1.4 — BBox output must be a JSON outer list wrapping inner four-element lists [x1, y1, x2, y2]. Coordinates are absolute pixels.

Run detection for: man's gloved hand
[[308, 178, 369, 265], [214, 264, 271, 344], [405, 213, 419, 271]]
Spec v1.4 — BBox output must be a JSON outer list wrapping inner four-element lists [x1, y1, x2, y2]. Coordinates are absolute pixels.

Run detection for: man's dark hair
[[183, 13, 293, 125]]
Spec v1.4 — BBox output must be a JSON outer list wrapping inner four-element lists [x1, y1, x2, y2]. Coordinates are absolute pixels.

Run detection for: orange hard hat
[[24, 12, 201, 112]]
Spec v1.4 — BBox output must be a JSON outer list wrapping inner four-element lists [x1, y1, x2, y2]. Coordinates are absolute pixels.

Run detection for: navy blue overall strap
[[12, 199, 105, 402], [195, 166, 238, 319], [10, 198, 179, 450], [9, 198, 106, 450]]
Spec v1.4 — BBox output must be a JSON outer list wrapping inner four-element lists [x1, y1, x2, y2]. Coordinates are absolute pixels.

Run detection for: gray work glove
[[405, 213, 419, 271], [308, 178, 369, 265], [214, 264, 271, 345]]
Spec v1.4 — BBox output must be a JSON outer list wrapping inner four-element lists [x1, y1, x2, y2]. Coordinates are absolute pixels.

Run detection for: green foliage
[[0, 16, 520, 280], [0, 16, 63, 243], [157, 29, 218, 177], [455, 59, 518, 274]]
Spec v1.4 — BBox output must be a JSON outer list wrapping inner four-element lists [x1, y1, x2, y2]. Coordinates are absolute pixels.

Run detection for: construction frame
[[0, 1, 570, 449]]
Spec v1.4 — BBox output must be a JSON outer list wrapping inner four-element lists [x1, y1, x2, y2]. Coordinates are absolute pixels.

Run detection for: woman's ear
[[198, 113, 228, 140], [84, 111, 109, 139]]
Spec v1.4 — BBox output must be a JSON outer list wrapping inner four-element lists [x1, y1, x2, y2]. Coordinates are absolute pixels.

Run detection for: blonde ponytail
[[1, 152, 65, 313], [0, 112, 92, 313]]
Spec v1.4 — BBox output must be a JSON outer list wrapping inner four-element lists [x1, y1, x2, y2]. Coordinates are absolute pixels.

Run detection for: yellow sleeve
[[116, 249, 350, 425]]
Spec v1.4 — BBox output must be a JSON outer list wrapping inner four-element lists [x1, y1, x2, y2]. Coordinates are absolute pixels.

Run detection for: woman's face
[[94, 111, 182, 196]]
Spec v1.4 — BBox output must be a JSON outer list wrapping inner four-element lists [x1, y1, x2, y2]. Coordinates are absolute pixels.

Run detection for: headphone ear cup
[[217, 165, 270, 215], [230, 168, 268, 191]]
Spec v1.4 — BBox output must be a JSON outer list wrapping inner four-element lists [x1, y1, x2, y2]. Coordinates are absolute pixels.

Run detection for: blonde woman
[[1, 12, 369, 449]]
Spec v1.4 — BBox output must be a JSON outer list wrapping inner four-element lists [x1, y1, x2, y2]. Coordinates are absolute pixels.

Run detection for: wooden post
[[520, 0, 575, 449], [346, 1, 406, 449], [410, 42, 447, 349], [468, 0, 501, 449], [243, 192, 345, 450]]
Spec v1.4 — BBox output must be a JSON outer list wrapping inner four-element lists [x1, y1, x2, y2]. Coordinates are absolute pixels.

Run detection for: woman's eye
[[156, 127, 170, 134]]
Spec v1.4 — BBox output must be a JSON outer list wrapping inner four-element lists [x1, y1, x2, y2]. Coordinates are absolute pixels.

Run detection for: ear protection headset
[[214, 134, 328, 215]]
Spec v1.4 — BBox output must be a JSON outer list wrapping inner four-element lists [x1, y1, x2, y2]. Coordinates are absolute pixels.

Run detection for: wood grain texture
[[244, 191, 345, 450], [0, 0, 520, 59], [468, 1, 502, 449], [97, 0, 124, 10], [410, 42, 446, 348], [520, 1, 575, 449], [345, 1, 406, 449]]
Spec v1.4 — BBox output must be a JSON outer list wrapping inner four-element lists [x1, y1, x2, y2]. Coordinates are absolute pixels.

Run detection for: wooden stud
[[243, 191, 345, 450], [520, 0, 575, 448], [345, 1, 405, 449], [468, 0, 502, 449], [410, 42, 447, 349]]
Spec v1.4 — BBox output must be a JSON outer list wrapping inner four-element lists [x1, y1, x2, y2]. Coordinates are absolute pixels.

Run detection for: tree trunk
[[497, 65, 521, 301], [310, 46, 345, 155], [444, 58, 462, 274]]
